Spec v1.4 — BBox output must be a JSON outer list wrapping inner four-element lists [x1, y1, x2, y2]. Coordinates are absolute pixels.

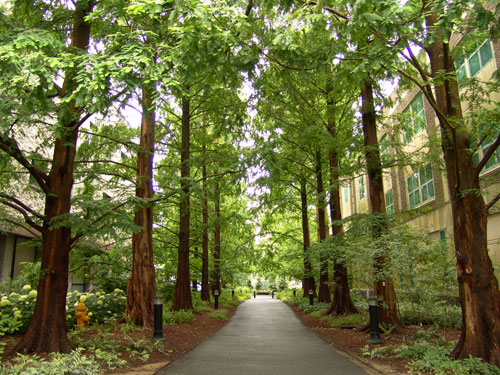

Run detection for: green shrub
[[66, 289, 126, 327], [321, 313, 368, 328], [406, 346, 500, 375], [208, 309, 228, 320], [0, 349, 102, 375], [297, 300, 330, 314], [309, 310, 324, 318], [398, 299, 461, 329], [0, 285, 37, 333], [163, 309, 194, 325]]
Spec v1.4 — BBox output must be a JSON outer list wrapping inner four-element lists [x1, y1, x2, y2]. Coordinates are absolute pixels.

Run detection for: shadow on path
[[157, 296, 375, 375]]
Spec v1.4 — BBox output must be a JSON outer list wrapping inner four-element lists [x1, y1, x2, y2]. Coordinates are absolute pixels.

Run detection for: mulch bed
[[1, 305, 237, 374], [287, 303, 460, 375]]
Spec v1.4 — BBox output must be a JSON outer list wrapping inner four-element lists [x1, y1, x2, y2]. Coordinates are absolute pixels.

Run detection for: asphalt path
[[157, 296, 375, 375]]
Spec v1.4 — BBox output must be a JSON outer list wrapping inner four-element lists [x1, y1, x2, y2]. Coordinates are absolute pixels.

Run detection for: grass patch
[[207, 309, 228, 320]]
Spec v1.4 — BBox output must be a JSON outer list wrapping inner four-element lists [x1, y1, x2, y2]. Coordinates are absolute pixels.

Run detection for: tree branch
[[0, 193, 45, 220], [487, 191, 500, 212], [0, 200, 43, 233], [74, 159, 137, 171], [476, 133, 500, 175], [70, 200, 128, 245], [3, 218, 42, 239], [0, 130, 50, 194]]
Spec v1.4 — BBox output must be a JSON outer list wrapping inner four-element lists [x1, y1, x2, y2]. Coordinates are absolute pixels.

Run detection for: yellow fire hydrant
[[75, 300, 90, 328]]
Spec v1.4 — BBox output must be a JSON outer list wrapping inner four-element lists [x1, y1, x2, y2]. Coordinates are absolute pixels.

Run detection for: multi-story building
[[340, 37, 500, 268]]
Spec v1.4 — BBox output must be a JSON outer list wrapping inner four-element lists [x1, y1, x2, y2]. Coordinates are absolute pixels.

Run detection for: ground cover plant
[[0, 285, 249, 373], [280, 288, 497, 374]]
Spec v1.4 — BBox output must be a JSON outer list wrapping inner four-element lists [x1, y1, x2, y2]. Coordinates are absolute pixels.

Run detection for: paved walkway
[[157, 296, 376, 375]]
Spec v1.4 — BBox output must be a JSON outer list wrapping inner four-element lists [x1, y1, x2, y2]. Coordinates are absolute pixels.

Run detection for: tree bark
[[325, 86, 358, 315], [300, 178, 316, 298], [423, 3, 500, 364], [201, 143, 211, 302], [315, 151, 331, 303], [125, 83, 156, 327], [212, 176, 222, 296], [13, 0, 93, 354], [172, 96, 193, 311], [361, 80, 400, 326]]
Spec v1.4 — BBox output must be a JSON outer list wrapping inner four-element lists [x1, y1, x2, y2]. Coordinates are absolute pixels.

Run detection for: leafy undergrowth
[[279, 289, 499, 375], [0, 289, 249, 374]]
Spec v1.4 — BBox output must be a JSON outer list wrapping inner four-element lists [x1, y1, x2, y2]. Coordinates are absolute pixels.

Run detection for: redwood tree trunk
[[201, 143, 210, 302], [14, 0, 93, 354], [315, 151, 331, 303], [125, 83, 156, 327], [424, 4, 500, 364], [325, 92, 358, 315], [361, 80, 399, 326], [212, 177, 221, 296], [173, 96, 193, 311], [300, 178, 316, 298]]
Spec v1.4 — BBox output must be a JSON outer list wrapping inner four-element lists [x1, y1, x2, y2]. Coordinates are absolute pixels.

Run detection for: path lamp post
[[293, 288, 296, 297], [232, 289, 235, 298], [254, 290, 256, 298], [309, 289, 314, 306], [272, 290, 274, 299], [214, 290, 220, 310], [368, 296, 383, 344], [153, 295, 165, 341]]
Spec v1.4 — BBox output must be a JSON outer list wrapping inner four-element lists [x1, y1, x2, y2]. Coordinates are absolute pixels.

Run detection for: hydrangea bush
[[0, 286, 126, 335], [66, 289, 126, 326]]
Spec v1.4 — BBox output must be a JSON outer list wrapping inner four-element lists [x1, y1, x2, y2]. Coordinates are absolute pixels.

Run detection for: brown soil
[[1, 305, 237, 374], [287, 303, 460, 375]]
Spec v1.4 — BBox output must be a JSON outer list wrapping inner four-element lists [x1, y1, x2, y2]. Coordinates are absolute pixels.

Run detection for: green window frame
[[385, 189, 394, 214], [402, 93, 426, 144], [343, 184, 349, 203], [472, 133, 500, 172], [407, 164, 435, 208], [455, 40, 494, 79], [358, 176, 365, 200]]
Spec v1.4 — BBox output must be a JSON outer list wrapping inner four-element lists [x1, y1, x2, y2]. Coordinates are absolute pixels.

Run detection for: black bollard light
[[214, 290, 220, 310], [254, 290, 256, 298], [309, 289, 314, 306], [272, 290, 274, 299], [232, 289, 235, 298], [368, 296, 383, 344], [293, 288, 296, 297], [153, 295, 165, 341]]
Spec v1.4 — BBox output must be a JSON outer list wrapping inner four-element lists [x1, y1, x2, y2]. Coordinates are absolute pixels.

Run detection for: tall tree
[[419, 0, 500, 363], [212, 169, 222, 296], [201, 142, 211, 302], [300, 177, 316, 297], [315, 150, 331, 303], [125, 82, 156, 327], [325, 78, 357, 315], [360, 80, 399, 325], [1, 0, 96, 353], [173, 95, 193, 311]]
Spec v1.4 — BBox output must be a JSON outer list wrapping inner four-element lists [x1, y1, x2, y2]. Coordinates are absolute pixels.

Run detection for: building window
[[407, 164, 435, 208], [358, 176, 365, 200], [455, 40, 493, 79], [343, 184, 349, 203], [380, 135, 390, 162], [402, 93, 426, 144], [385, 189, 394, 214], [473, 133, 500, 172], [439, 229, 447, 242]]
